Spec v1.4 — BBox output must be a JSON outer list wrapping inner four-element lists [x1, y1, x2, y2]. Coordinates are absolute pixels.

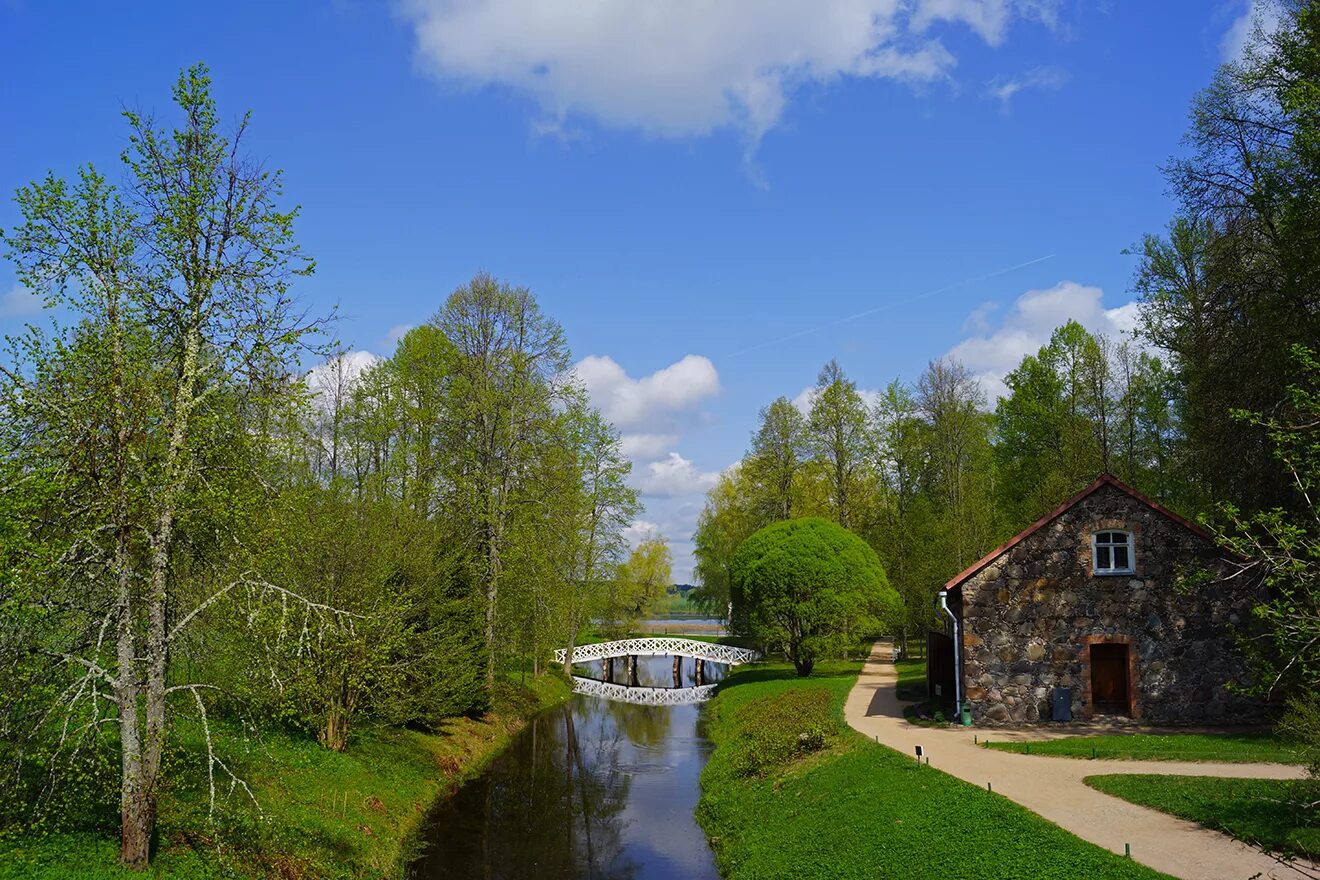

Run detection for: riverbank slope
[[0, 673, 572, 880], [697, 658, 1170, 880]]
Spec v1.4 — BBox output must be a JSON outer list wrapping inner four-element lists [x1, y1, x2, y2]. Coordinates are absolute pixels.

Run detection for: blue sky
[[0, 1, 1269, 581]]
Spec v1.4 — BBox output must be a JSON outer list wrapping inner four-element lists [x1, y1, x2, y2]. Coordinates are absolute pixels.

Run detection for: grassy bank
[[697, 660, 1170, 880], [0, 673, 572, 880], [894, 658, 926, 702], [1086, 774, 1320, 859], [984, 732, 1305, 764]]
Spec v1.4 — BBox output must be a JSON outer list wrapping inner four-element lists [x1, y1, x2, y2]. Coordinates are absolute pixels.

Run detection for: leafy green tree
[[433, 274, 575, 687], [554, 406, 638, 673], [602, 534, 672, 639], [917, 358, 996, 570], [744, 397, 809, 521], [1215, 346, 1319, 702], [870, 380, 943, 655], [0, 64, 328, 868], [691, 465, 762, 618], [807, 361, 873, 529], [730, 517, 899, 676], [1135, 1, 1320, 515]]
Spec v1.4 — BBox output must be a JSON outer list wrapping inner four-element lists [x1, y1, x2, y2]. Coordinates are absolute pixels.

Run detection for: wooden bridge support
[[627, 655, 640, 688], [673, 655, 682, 688], [602, 656, 614, 682], [695, 657, 705, 685]]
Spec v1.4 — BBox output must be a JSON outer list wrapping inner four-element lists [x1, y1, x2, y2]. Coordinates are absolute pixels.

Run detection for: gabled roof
[[943, 473, 1216, 592]]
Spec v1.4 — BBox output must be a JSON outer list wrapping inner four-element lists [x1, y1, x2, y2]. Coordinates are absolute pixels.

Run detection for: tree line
[[0, 66, 667, 869], [696, 2, 1319, 731]]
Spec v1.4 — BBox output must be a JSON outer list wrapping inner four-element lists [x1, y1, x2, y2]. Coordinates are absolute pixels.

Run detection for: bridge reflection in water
[[571, 676, 717, 705], [561, 637, 758, 705]]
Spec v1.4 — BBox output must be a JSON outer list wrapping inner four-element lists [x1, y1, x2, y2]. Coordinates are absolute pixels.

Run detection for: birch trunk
[[121, 324, 200, 868]]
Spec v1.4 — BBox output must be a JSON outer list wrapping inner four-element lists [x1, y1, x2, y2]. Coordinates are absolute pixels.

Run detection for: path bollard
[[987, 782, 992, 792], [1124, 844, 1131, 858]]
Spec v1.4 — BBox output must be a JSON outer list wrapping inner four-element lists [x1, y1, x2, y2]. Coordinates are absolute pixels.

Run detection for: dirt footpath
[[844, 642, 1315, 880]]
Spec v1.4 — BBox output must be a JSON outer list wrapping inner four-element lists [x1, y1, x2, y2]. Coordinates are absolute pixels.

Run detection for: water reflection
[[408, 656, 722, 880]]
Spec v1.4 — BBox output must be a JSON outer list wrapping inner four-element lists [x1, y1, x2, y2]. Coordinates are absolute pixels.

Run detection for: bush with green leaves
[[730, 517, 900, 676], [726, 688, 836, 778]]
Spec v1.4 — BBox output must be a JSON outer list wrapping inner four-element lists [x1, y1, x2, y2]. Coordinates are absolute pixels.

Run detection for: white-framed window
[[1092, 530, 1135, 575]]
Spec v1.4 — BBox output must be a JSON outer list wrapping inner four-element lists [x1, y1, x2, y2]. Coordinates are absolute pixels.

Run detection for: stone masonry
[[953, 478, 1264, 725]]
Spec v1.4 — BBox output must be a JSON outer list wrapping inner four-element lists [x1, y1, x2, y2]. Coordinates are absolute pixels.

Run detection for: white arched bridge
[[570, 677, 718, 706], [554, 637, 759, 667]]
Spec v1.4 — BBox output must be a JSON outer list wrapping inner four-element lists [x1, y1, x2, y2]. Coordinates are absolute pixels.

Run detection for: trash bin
[[1051, 687, 1072, 722], [960, 703, 972, 726]]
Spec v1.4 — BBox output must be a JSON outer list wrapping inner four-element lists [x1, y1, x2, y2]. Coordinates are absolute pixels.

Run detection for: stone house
[[927, 474, 1264, 725]]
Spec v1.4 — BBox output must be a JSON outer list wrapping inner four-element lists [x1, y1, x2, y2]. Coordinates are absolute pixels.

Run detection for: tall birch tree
[[0, 65, 327, 869]]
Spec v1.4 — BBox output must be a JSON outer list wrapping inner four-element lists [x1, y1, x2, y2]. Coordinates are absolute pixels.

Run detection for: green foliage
[[984, 732, 1307, 764], [807, 361, 873, 529], [1134, 2, 1320, 515], [1086, 774, 1320, 860], [730, 517, 899, 676], [697, 661, 1168, 880], [1282, 691, 1320, 778], [995, 320, 1183, 525], [893, 659, 928, 702], [743, 396, 809, 522], [0, 672, 570, 879], [723, 688, 834, 778], [1212, 347, 1320, 707], [600, 534, 672, 639], [0, 65, 640, 868]]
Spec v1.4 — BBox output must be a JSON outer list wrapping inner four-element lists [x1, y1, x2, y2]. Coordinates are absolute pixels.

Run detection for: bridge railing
[[570, 676, 717, 706], [554, 636, 759, 667]]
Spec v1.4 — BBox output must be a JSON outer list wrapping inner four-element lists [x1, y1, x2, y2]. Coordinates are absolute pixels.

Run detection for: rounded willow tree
[[730, 517, 899, 676]]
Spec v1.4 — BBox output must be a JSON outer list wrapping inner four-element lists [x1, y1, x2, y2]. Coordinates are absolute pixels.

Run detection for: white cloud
[[633, 452, 719, 498], [912, 0, 1061, 46], [1221, 0, 1284, 62], [946, 280, 1142, 402], [305, 350, 380, 409], [790, 384, 884, 416], [397, 0, 1066, 146], [575, 354, 720, 433], [985, 65, 1069, 109], [619, 432, 680, 461], [574, 353, 721, 580], [0, 286, 41, 319], [385, 324, 416, 346], [622, 519, 663, 548]]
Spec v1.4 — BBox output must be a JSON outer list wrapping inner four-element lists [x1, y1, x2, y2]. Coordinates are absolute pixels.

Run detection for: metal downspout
[[937, 589, 962, 714]]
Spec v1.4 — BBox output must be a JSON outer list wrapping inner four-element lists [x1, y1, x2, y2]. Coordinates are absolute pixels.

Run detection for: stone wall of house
[[959, 483, 1264, 724]]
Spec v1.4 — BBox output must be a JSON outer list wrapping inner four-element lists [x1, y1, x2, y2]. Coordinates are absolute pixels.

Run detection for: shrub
[[730, 517, 900, 676], [726, 688, 837, 778]]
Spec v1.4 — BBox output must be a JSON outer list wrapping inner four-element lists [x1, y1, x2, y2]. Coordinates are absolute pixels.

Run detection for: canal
[[407, 655, 725, 879]]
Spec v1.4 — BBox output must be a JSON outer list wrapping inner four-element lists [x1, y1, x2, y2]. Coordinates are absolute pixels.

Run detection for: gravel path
[[844, 642, 1316, 880]]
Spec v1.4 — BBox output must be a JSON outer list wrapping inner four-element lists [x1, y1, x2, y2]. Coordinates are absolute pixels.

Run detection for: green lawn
[[894, 658, 927, 702], [697, 660, 1171, 880], [1086, 775, 1320, 860], [983, 732, 1306, 764], [0, 673, 571, 880]]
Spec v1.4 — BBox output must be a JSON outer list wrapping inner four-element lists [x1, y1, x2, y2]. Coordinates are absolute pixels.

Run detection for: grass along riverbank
[[1085, 775, 1320, 860], [0, 673, 572, 880], [697, 659, 1170, 880], [984, 732, 1306, 764]]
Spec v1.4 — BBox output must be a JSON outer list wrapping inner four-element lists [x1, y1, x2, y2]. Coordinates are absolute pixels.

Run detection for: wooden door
[[1090, 644, 1130, 715]]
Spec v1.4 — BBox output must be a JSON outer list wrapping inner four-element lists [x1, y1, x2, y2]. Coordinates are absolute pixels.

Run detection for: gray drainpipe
[[937, 590, 962, 714]]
